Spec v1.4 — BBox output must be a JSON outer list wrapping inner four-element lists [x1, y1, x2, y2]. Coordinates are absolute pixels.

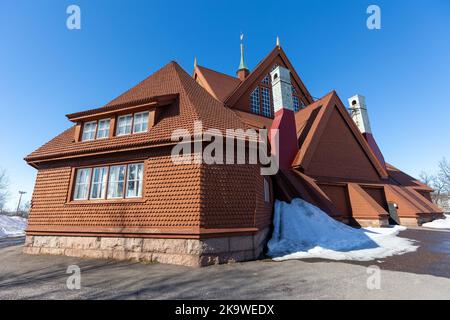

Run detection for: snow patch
[[422, 214, 450, 230], [268, 198, 418, 261], [0, 215, 27, 238]]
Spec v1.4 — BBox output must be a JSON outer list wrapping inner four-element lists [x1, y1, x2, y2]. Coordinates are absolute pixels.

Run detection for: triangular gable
[[224, 46, 314, 108], [193, 65, 240, 102], [347, 183, 388, 220], [292, 91, 388, 180]]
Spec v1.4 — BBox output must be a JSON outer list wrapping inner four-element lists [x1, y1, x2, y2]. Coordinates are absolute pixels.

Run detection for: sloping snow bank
[[422, 214, 450, 230], [0, 215, 27, 238], [268, 198, 418, 261]]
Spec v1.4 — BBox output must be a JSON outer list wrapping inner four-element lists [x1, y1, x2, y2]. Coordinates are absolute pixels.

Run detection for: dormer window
[[96, 119, 110, 139], [133, 111, 149, 133], [81, 121, 97, 141], [116, 115, 133, 136]]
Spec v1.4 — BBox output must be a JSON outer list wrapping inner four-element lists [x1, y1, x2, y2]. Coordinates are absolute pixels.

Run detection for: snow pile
[[268, 198, 418, 261], [0, 215, 27, 238], [422, 214, 450, 230]]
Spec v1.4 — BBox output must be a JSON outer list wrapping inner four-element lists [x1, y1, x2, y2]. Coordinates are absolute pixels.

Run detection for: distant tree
[[420, 159, 450, 212], [20, 201, 31, 218], [438, 158, 450, 190], [0, 169, 9, 213]]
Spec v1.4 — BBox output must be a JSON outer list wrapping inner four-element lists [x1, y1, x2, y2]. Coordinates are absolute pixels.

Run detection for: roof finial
[[276, 35, 280, 47], [238, 32, 248, 71], [194, 56, 198, 68]]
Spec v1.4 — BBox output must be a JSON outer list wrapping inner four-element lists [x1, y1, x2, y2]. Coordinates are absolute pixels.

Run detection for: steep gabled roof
[[224, 46, 314, 107], [292, 91, 389, 179], [193, 65, 240, 102], [26, 61, 247, 163], [386, 163, 434, 192]]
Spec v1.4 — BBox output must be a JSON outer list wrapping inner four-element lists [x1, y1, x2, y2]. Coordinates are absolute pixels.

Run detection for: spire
[[194, 56, 198, 68], [237, 33, 250, 80], [276, 35, 280, 47]]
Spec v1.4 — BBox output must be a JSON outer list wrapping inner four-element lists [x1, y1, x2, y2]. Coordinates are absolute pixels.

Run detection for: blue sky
[[0, 0, 449, 210]]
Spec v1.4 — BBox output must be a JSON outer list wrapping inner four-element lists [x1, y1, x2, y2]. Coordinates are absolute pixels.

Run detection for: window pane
[[116, 115, 132, 136], [126, 163, 144, 198], [74, 168, 91, 200], [90, 167, 108, 199], [261, 87, 272, 117], [250, 87, 260, 115], [82, 121, 97, 141], [96, 119, 110, 139], [133, 112, 149, 133], [107, 165, 126, 198]]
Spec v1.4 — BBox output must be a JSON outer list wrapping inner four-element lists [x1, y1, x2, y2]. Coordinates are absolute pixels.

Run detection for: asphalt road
[[0, 228, 449, 300]]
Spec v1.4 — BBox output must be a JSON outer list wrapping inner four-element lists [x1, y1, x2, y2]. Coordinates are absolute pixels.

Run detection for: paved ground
[[0, 228, 449, 300]]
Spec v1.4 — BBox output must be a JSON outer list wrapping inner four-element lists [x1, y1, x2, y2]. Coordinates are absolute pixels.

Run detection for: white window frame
[[81, 121, 97, 141], [126, 163, 144, 198], [73, 168, 92, 200], [90, 167, 108, 199], [116, 115, 133, 136], [133, 112, 149, 134], [107, 165, 127, 199], [96, 119, 110, 139]]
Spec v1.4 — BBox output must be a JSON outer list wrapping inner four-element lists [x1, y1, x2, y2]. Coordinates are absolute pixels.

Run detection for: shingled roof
[[26, 61, 247, 164]]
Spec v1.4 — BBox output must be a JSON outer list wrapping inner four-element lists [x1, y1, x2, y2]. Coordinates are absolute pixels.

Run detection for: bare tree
[[419, 167, 449, 211], [419, 171, 434, 187], [438, 158, 450, 190], [0, 168, 9, 213]]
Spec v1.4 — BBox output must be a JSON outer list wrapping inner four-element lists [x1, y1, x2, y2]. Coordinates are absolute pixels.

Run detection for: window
[[107, 165, 126, 199], [133, 112, 149, 134], [116, 115, 133, 136], [126, 163, 144, 198], [72, 162, 145, 201], [293, 96, 300, 112], [96, 119, 110, 139], [264, 178, 270, 203], [261, 87, 272, 117], [261, 75, 270, 85], [73, 168, 92, 200], [250, 87, 260, 114], [81, 121, 97, 141], [90, 167, 108, 199]]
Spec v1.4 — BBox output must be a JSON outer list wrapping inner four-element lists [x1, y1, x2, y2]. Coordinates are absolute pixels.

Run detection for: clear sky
[[1, 0, 449, 210]]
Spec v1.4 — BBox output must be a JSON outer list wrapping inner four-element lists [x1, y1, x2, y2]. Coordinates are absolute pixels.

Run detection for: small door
[[387, 202, 400, 225]]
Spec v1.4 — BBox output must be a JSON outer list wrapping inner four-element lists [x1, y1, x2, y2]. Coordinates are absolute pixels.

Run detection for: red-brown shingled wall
[[27, 147, 202, 236], [27, 146, 272, 238]]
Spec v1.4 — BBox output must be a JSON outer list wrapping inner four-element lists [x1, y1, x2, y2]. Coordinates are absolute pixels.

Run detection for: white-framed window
[[96, 119, 110, 139], [90, 167, 108, 199], [133, 112, 149, 134], [264, 178, 270, 203], [261, 87, 271, 117], [107, 165, 127, 199], [116, 115, 133, 136], [126, 163, 144, 198], [250, 87, 260, 114], [73, 168, 92, 200], [81, 121, 97, 141]]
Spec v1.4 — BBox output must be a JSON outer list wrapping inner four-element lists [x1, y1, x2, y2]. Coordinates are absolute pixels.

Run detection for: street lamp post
[[16, 191, 27, 216]]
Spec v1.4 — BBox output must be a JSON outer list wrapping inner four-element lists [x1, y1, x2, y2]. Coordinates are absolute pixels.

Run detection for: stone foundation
[[400, 213, 445, 227], [351, 217, 389, 228], [23, 228, 270, 267]]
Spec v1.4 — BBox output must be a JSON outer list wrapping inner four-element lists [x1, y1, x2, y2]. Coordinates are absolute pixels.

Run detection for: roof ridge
[[196, 65, 238, 81]]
